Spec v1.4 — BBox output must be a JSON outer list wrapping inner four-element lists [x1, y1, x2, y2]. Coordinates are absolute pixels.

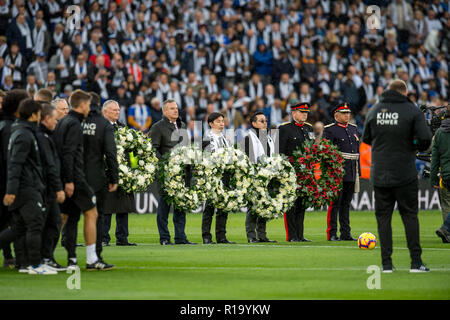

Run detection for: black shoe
[[160, 240, 174, 245], [67, 260, 78, 271], [175, 239, 197, 245], [3, 257, 15, 268], [102, 242, 110, 247], [258, 238, 277, 243], [203, 239, 216, 244], [43, 258, 67, 271], [86, 259, 115, 271], [329, 235, 341, 241], [382, 265, 394, 273], [116, 241, 137, 246], [248, 238, 260, 243], [436, 227, 450, 243], [289, 238, 300, 242], [410, 263, 430, 273], [299, 238, 312, 242], [340, 235, 357, 241], [217, 239, 236, 244]]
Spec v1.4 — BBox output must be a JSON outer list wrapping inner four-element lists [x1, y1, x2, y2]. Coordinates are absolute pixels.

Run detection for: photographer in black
[[362, 80, 432, 273], [430, 105, 450, 243]]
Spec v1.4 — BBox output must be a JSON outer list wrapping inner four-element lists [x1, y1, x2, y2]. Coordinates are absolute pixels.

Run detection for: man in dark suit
[[323, 103, 360, 242], [278, 102, 314, 242], [101, 99, 137, 246], [201, 112, 235, 244], [243, 111, 276, 243], [149, 99, 196, 245]]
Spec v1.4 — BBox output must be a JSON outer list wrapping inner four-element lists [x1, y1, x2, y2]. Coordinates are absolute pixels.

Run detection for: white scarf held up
[[247, 129, 274, 164]]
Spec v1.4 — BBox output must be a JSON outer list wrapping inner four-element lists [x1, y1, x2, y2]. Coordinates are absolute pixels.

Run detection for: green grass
[[0, 210, 449, 300]]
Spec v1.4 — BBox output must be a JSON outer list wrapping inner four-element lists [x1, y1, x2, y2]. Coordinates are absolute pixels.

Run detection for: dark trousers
[[202, 201, 228, 242], [41, 198, 61, 260], [374, 182, 423, 267], [11, 200, 46, 266], [156, 195, 186, 243], [0, 202, 14, 259], [63, 206, 81, 260], [326, 181, 354, 240], [102, 213, 129, 243], [245, 209, 267, 241], [284, 197, 306, 241]]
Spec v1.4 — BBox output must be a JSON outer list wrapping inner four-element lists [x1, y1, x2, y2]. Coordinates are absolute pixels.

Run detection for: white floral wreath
[[115, 126, 158, 193], [205, 147, 254, 212], [247, 154, 297, 220], [160, 145, 209, 212]]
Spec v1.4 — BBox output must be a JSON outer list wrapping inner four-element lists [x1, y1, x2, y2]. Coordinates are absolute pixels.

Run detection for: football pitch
[[0, 210, 449, 300]]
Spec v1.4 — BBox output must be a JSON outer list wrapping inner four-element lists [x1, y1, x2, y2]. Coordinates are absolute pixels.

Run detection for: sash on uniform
[[341, 152, 360, 193]]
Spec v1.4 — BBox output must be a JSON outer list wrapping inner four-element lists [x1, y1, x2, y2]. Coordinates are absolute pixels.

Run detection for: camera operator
[[362, 80, 432, 273], [430, 105, 450, 243]]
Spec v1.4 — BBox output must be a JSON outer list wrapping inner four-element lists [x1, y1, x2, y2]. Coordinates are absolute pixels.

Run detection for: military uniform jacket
[[278, 120, 314, 157], [323, 122, 361, 182], [362, 90, 432, 187], [6, 119, 45, 210]]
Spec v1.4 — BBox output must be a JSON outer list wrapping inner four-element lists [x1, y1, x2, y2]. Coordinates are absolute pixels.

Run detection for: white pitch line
[[118, 266, 450, 272], [134, 243, 450, 251]]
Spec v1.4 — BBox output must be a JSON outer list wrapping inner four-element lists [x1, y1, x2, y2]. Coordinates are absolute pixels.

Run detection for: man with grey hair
[[149, 99, 195, 245], [101, 99, 137, 246], [150, 97, 163, 125], [51, 98, 69, 121]]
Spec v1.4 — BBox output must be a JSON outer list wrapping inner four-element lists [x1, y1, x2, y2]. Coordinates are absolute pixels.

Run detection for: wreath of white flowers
[[247, 154, 297, 220], [115, 126, 158, 193], [160, 145, 209, 212], [205, 147, 254, 212]]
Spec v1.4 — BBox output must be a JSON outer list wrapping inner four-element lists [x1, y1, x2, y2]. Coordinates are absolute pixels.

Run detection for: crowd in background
[[0, 0, 448, 148]]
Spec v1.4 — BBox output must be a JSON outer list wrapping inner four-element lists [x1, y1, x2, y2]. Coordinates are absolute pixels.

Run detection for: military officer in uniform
[[323, 103, 360, 241], [278, 102, 314, 242]]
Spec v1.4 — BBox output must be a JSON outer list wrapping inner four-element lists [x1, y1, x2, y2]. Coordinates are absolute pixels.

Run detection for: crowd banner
[[134, 179, 441, 214]]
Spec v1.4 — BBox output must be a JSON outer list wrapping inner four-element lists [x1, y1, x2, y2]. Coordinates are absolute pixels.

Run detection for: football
[[358, 232, 377, 250]]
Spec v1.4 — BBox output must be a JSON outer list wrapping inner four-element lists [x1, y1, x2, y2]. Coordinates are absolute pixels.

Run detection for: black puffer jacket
[[6, 119, 45, 210], [362, 90, 432, 187]]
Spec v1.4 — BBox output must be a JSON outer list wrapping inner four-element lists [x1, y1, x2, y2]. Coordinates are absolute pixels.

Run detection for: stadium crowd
[[0, 0, 448, 137]]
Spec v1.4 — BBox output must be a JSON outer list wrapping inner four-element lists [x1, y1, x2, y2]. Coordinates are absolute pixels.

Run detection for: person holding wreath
[[149, 99, 196, 245], [201, 112, 235, 244], [243, 111, 277, 243], [278, 102, 314, 242], [101, 100, 137, 247]]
